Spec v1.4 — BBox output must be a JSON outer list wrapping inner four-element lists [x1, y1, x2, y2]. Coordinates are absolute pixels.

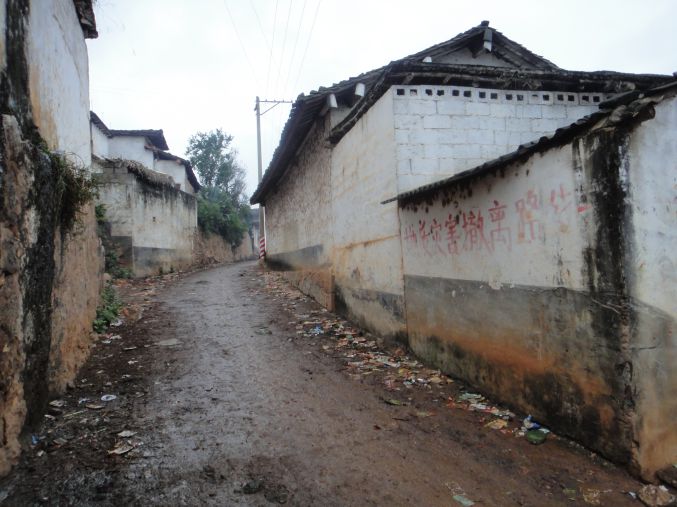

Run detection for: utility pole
[[254, 96, 293, 258]]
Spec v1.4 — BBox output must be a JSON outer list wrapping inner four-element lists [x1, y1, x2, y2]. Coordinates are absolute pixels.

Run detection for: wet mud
[[0, 261, 653, 506]]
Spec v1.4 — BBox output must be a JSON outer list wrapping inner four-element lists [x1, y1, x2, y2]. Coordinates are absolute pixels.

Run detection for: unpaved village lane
[[125, 262, 641, 506]]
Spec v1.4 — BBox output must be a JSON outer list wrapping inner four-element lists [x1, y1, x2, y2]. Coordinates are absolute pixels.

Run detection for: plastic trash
[[101, 394, 117, 402]]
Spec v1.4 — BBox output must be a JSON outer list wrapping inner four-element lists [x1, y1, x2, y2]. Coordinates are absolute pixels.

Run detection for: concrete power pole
[[254, 96, 293, 258]]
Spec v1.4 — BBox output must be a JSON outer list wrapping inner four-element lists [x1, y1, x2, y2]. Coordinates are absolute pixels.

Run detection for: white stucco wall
[[107, 136, 155, 169], [132, 185, 196, 252], [393, 85, 608, 192], [628, 96, 677, 317], [91, 121, 109, 159], [155, 159, 192, 194], [331, 88, 402, 294], [400, 145, 589, 290], [27, 0, 91, 166], [264, 117, 334, 263]]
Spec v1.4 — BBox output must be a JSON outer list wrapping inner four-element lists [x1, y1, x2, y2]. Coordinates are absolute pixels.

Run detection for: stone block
[[465, 101, 491, 116], [436, 99, 465, 115], [408, 99, 437, 115], [396, 144, 424, 159], [423, 115, 453, 129], [521, 104, 543, 119], [542, 104, 567, 119], [437, 129, 468, 144], [411, 157, 440, 174], [490, 103, 517, 118], [466, 129, 494, 145], [394, 115, 422, 130]]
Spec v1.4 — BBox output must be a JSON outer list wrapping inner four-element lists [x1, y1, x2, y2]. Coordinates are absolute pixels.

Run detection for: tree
[[186, 129, 250, 247]]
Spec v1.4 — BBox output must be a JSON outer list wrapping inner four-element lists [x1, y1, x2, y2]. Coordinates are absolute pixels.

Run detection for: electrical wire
[[282, 0, 307, 96], [274, 0, 294, 95], [222, 0, 259, 85], [292, 0, 322, 93], [265, 0, 279, 96], [249, 0, 271, 52]]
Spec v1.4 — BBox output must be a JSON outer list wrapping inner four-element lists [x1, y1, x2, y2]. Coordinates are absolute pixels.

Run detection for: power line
[[249, 0, 271, 52], [222, 0, 258, 84], [293, 0, 322, 92], [265, 0, 279, 96], [282, 0, 307, 97], [274, 0, 294, 94]]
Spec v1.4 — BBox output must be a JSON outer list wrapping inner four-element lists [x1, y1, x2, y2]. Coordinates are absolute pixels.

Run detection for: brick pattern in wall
[[393, 85, 613, 192]]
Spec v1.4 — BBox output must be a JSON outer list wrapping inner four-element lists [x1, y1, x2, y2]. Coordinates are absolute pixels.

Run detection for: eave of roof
[[250, 64, 672, 204], [384, 82, 677, 206], [250, 21, 675, 205], [73, 0, 97, 38]]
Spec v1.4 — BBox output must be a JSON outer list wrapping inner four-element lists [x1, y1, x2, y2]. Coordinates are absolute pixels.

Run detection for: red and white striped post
[[258, 236, 266, 258]]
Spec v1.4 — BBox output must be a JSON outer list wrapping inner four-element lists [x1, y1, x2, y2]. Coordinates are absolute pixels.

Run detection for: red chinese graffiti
[[405, 182, 578, 257]]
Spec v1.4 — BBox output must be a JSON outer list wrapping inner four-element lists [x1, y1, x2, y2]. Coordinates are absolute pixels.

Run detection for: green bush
[[93, 284, 122, 333]]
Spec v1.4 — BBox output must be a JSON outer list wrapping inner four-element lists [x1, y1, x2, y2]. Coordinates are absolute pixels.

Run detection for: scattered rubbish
[[628, 492, 638, 500], [85, 403, 104, 410], [31, 435, 40, 446], [127, 360, 138, 365], [78, 398, 90, 405], [582, 488, 602, 505], [110, 318, 123, 327], [563, 488, 577, 499], [101, 394, 117, 402], [309, 326, 322, 336], [383, 398, 407, 406], [523, 415, 541, 430], [526, 429, 547, 445], [48, 400, 65, 408], [123, 346, 137, 351], [109, 335, 122, 340], [415, 411, 434, 418], [452, 494, 475, 506], [485, 419, 509, 430], [52, 437, 68, 446], [156, 338, 180, 347], [242, 479, 263, 494], [117, 430, 136, 438], [108, 443, 134, 455], [657, 464, 677, 489], [458, 393, 483, 402], [637, 484, 676, 507]]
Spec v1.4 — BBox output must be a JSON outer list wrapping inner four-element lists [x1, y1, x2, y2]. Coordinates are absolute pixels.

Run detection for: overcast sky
[[87, 0, 676, 198]]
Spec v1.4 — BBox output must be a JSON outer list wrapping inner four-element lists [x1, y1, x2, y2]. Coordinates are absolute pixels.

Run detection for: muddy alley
[[1, 262, 649, 506]]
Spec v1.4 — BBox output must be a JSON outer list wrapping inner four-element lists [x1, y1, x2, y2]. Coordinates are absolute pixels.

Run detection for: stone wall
[[0, 0, 102, 475], [95, 159, 197, 277], [193, 229, 256, 266], [397, 92, 676, 479]]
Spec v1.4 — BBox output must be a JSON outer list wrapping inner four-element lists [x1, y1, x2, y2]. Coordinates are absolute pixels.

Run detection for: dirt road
[[2, 262, 647, 506]]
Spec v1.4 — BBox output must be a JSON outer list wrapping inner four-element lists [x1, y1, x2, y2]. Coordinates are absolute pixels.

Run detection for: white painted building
[[91, 113, 200, 276], [250, 22, 675, 478]]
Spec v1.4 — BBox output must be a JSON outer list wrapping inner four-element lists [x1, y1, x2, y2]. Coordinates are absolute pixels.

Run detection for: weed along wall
[[95, 159, 197, 277], [396, 91, 677, 479], [0, 0, 102, 476]]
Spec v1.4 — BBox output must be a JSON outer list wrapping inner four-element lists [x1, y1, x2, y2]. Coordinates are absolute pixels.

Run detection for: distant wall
[[193, 229, 256, 266], [397, 94, 676, 479], [95, 160, 197, 277]]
